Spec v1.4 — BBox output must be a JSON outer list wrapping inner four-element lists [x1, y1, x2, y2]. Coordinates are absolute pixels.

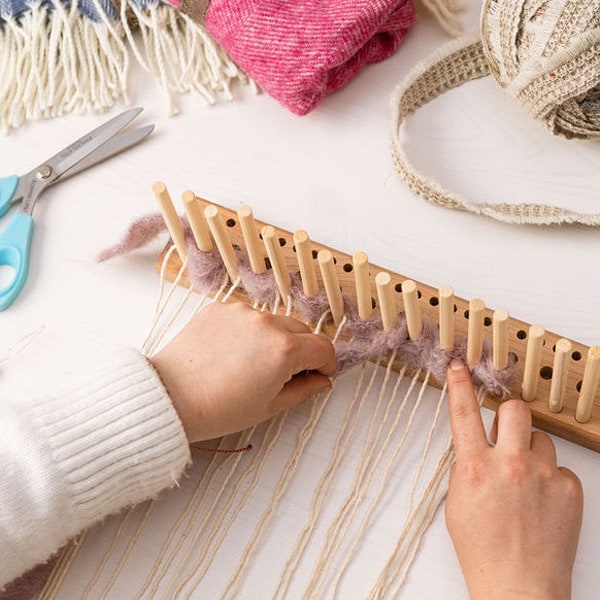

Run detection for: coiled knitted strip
[[391, 0, 600, 226]]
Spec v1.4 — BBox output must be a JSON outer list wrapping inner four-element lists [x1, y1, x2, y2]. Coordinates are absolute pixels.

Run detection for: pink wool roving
[[198, 0, 417, 115], [99, 213, 515, 398], [96, 214, 168, 262]]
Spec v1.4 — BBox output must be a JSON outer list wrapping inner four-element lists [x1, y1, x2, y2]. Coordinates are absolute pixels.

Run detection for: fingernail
[[449, 358, 464, 371]]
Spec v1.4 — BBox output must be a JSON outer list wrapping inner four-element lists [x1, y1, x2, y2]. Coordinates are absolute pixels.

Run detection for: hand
[[445, 359, 583, 600], [150, 302, 337, 442]]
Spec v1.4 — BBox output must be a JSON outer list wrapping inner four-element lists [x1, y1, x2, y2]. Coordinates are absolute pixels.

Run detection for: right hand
[[445, 359, 583, 600]]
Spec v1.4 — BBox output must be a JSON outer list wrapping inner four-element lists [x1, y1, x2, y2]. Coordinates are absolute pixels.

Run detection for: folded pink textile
[[172, 0, 417, 115]]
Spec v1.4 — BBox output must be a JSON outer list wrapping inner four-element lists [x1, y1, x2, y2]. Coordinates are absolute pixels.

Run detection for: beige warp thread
[[391, 0, 600, 225]]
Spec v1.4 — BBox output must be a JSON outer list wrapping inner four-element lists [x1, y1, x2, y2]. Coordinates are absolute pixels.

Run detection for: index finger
[[447, 359, 489, 458]]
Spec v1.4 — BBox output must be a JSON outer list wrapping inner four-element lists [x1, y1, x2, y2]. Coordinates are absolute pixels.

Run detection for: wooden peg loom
[[153, 183, 600, 453]]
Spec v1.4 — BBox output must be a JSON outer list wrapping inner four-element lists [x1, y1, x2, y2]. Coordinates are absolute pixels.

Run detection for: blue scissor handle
[[0, 212, 34, 310], [0, 175, 18, 217]]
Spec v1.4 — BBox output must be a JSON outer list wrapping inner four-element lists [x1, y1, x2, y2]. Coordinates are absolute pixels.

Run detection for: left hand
[[150, 301, 337, 442]]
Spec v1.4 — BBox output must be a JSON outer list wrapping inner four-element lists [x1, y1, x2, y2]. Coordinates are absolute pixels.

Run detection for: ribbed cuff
[[29, 349, 191, 527]]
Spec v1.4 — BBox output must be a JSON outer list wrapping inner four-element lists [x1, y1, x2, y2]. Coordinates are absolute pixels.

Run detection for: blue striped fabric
[[0, 0, 152, 24]]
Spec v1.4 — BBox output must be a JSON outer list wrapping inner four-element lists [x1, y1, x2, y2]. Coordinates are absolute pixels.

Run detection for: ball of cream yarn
[[481, 0, 600, 139], [390, 0, 600, 223]]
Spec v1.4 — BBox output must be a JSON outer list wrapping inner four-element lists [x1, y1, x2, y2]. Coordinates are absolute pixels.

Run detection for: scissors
[[0, 108, 154, 311]]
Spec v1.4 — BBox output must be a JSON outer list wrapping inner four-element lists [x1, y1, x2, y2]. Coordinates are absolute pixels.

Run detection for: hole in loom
[[343, 263, 353, 273], [552, 344, 556, 352], [540, 366, 553, 380], [371, 297, 377, 309], [417, 290, 422, 299], [464, 309, 469, 319], [484, 317, 492, 327], [454, 303, 458, 313], [516, 329, 527, 340], [264, 257, 272, 270], [292, 245, 297, 253], [429, 296, 439, 307], [312, 250, 318, 260], [332, 256, 338, 265], [394, 283, 402, 293], [508, 351, 519, 364], [278, 237, 286, 247], [576, 380, 582, 392], [572, 351, 582, 361], [226, 218, 236, 228]]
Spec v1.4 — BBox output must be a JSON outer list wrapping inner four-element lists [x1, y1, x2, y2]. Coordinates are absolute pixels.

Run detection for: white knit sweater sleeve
[[0, 348, 191, 588]]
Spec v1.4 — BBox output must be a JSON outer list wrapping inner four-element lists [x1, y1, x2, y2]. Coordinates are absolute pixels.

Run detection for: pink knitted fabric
[[199, 0, 416, 115]]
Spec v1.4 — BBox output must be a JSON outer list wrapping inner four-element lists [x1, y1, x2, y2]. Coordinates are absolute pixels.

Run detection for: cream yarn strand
[[302, 355, 405, 599], [273, 361, 384, 600], [219, 388, 335, 600], [330, 374, 445, 598], [176, 415, 288, 599]]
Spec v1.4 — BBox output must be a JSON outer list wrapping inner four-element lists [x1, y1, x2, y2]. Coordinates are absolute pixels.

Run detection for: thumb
[[274, 373, 333, 412]]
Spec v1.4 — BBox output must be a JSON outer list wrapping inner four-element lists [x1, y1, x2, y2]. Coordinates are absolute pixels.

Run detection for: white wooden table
[[2, 2, 600, 598]]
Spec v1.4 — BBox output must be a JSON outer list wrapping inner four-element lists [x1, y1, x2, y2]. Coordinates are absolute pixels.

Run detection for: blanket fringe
[[121, 1, 251, 115], [0, 0, 251, 133]]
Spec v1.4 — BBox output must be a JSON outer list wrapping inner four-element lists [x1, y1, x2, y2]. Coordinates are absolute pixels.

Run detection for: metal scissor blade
[[38, 107, 144, 182], [10, 125, 154, 206], [60, 124, 155, 181]]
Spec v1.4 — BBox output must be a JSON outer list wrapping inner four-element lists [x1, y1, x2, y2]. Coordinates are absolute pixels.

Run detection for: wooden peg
[[203, 204, 239, 282], [521, 324, 545, 402], [181, 190, 213, 252], [238, 205, 266, 274], [466, 298, 485, 366], [549, 339, 571, 413], [438, 285, 454, 352], [375, 272, 397, 331], [493, 308, 509, 370], [318, 249, 344, 326], [576, 346, 600, 423], [293, 230, 318, 296], [354, 252, 373, 320], [152, 181, 187, 261], [262, 225, 291, 301], [402, 279, 422, 341]]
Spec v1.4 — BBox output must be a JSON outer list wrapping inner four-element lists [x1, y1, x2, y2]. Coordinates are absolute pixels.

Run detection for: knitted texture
[[391, 0, 600, 226], [202, 0, 417, 115], [0, 349, 190, 589]]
